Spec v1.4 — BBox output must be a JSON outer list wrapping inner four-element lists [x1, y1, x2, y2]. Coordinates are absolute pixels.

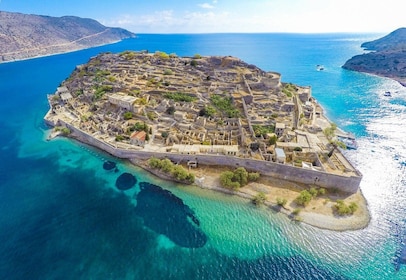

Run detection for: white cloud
[[198, 3, 215, 9]]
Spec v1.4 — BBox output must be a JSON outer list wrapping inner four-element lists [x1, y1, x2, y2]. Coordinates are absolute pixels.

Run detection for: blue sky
[[1, 0, 404, 33]]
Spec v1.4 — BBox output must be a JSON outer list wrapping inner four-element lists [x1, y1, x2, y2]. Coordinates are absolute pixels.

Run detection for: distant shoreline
[[0, 40, 123, 65]]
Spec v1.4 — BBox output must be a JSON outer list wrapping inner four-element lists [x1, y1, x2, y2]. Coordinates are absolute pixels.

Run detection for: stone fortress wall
[[57, 119, 361, 194]]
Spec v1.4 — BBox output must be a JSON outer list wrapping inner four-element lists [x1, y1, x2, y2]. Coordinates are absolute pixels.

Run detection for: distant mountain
[[342, 28, 406, 86], [0, 11, 135, 62]]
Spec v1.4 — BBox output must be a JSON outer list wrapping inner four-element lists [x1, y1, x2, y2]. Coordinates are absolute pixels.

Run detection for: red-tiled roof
[[131, 130, 146, 141]]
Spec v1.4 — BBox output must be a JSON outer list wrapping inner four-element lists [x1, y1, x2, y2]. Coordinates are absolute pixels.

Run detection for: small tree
[[253, 192, 267, 205], [220, 171, 240, 190], [148, 157, 162, 169], [276, 197, 288, 207], [233, 167, 249, 186], [160, 158, 174, 173], [248, 172, 260, 182], [295, 190, 312, 206]]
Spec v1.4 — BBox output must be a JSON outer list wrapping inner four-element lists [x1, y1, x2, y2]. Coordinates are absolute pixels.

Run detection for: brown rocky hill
[[0, 11, 135, 62], [342, 28, 406, 86]]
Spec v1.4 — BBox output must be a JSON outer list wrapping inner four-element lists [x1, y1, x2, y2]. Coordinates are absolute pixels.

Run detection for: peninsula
[[0, 11, 135, 62], [343, 28, 406, 86], [44, 51, 369, 230]]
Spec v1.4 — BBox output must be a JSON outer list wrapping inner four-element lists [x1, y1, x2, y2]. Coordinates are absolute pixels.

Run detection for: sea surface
[[1, 33, 406, 279]]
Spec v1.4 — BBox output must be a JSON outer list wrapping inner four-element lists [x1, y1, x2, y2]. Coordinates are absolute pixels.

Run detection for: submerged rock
[[115, 172, 137, 190], [135, 182, 207, 248], [103, 160, 116, 171]]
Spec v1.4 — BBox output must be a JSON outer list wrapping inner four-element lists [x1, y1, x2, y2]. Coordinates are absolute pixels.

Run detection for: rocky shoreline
[[342, 28, 406, 87], [0, 11, 135, 63], [131, 159, 370, 232]]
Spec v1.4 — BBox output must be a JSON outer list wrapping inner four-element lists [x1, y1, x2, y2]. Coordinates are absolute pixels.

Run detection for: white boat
[[338, 136, 358, 150], [384, 91, 392, 97], [316, 64, 325, 71]]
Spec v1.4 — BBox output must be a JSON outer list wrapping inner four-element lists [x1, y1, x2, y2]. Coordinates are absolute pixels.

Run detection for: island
[[343, 27, 406, 86], [44, 51, 369, 231], [0, 11, 135, 62]]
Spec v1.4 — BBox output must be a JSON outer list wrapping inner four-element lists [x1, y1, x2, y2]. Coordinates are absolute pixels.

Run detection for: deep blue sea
[[1, 33, 406, 279]]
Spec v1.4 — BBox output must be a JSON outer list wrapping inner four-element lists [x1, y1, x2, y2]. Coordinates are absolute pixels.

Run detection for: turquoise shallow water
[[1, 33, 406, 279]]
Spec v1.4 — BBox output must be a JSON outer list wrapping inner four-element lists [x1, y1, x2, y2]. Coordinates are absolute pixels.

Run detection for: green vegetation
[[119, 51, 136, 60], [190, 60, 198, 67], [199, 106, 216, 117], [253, 125, 275, 137], [282, 83, 298, 97], [123, 111, 133, 120], [210, 94, 240, 118], [95, 69, 111, 77], [219, 167, 260, 190], [147, 157, 195, 184], [134, 97, 148, 105], [163, 69, 173, 75], [127, 122, 149, 134], [115, 135, 125, 141], [252, 192, 267, 205], [194, 54, 202, 59], [146, 111, 157, 121], [93, 85, 113, 99], [269, 135, 277, 145], [323, 123, 337, 140], [334, 200, 358, 216], [292, 208, 301, 215], [55, 126, 71, 135], [276, 197, 288, 207], [295, 190, 313, 206], [164, 92, 196, 102], [295, 187, 327, 207], [155, 51, 170, 60]]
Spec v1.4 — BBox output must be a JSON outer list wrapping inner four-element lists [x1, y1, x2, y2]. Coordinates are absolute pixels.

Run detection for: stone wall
[[60, 120, 362, 194]]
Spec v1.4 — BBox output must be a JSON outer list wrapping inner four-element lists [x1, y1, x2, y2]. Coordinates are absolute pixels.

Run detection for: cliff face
[[0, 11, 135, 62], [342, 28, 406, 86]]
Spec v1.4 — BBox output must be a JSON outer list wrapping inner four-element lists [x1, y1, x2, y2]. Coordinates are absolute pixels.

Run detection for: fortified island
[[44, 51, 367, 229]]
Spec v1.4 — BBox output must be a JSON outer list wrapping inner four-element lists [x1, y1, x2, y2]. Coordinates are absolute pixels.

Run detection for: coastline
[[0, 39, 123, 65], [131, 159, 370, 231]]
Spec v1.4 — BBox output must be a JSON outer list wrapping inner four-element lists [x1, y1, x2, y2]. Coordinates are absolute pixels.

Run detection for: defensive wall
[[56, 118, 362, 194]]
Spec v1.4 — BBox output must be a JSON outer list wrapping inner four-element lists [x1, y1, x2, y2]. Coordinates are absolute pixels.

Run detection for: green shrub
[[276, 197, 288, 207], [334, 200, 358, 216], [220, 171, 240, 190], [252, 192, 267, 205], [160, 158, 174, 173], [292, 208, 301, 215], [164, 92, 196, 102], [163, 69, 173, 75], [123, 111, 133, 120], [148, 157, 162, 169], [309, 187, 318, 197], [318, 188, 326, 196], [295, 190, 312, 206], [248, 172, 260, 182]]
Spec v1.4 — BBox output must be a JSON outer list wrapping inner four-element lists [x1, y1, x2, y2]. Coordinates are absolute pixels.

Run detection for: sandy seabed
[[162, 163, 371, 232]]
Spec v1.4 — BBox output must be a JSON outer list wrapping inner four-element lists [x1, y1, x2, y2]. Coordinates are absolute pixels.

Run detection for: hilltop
[[342, 28, 406, 86], [0, 11, 135, 62]]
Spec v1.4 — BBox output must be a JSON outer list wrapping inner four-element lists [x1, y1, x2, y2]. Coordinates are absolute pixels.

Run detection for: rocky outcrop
[[0, 11, 135, 62], [342, 28, 406, 86]]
